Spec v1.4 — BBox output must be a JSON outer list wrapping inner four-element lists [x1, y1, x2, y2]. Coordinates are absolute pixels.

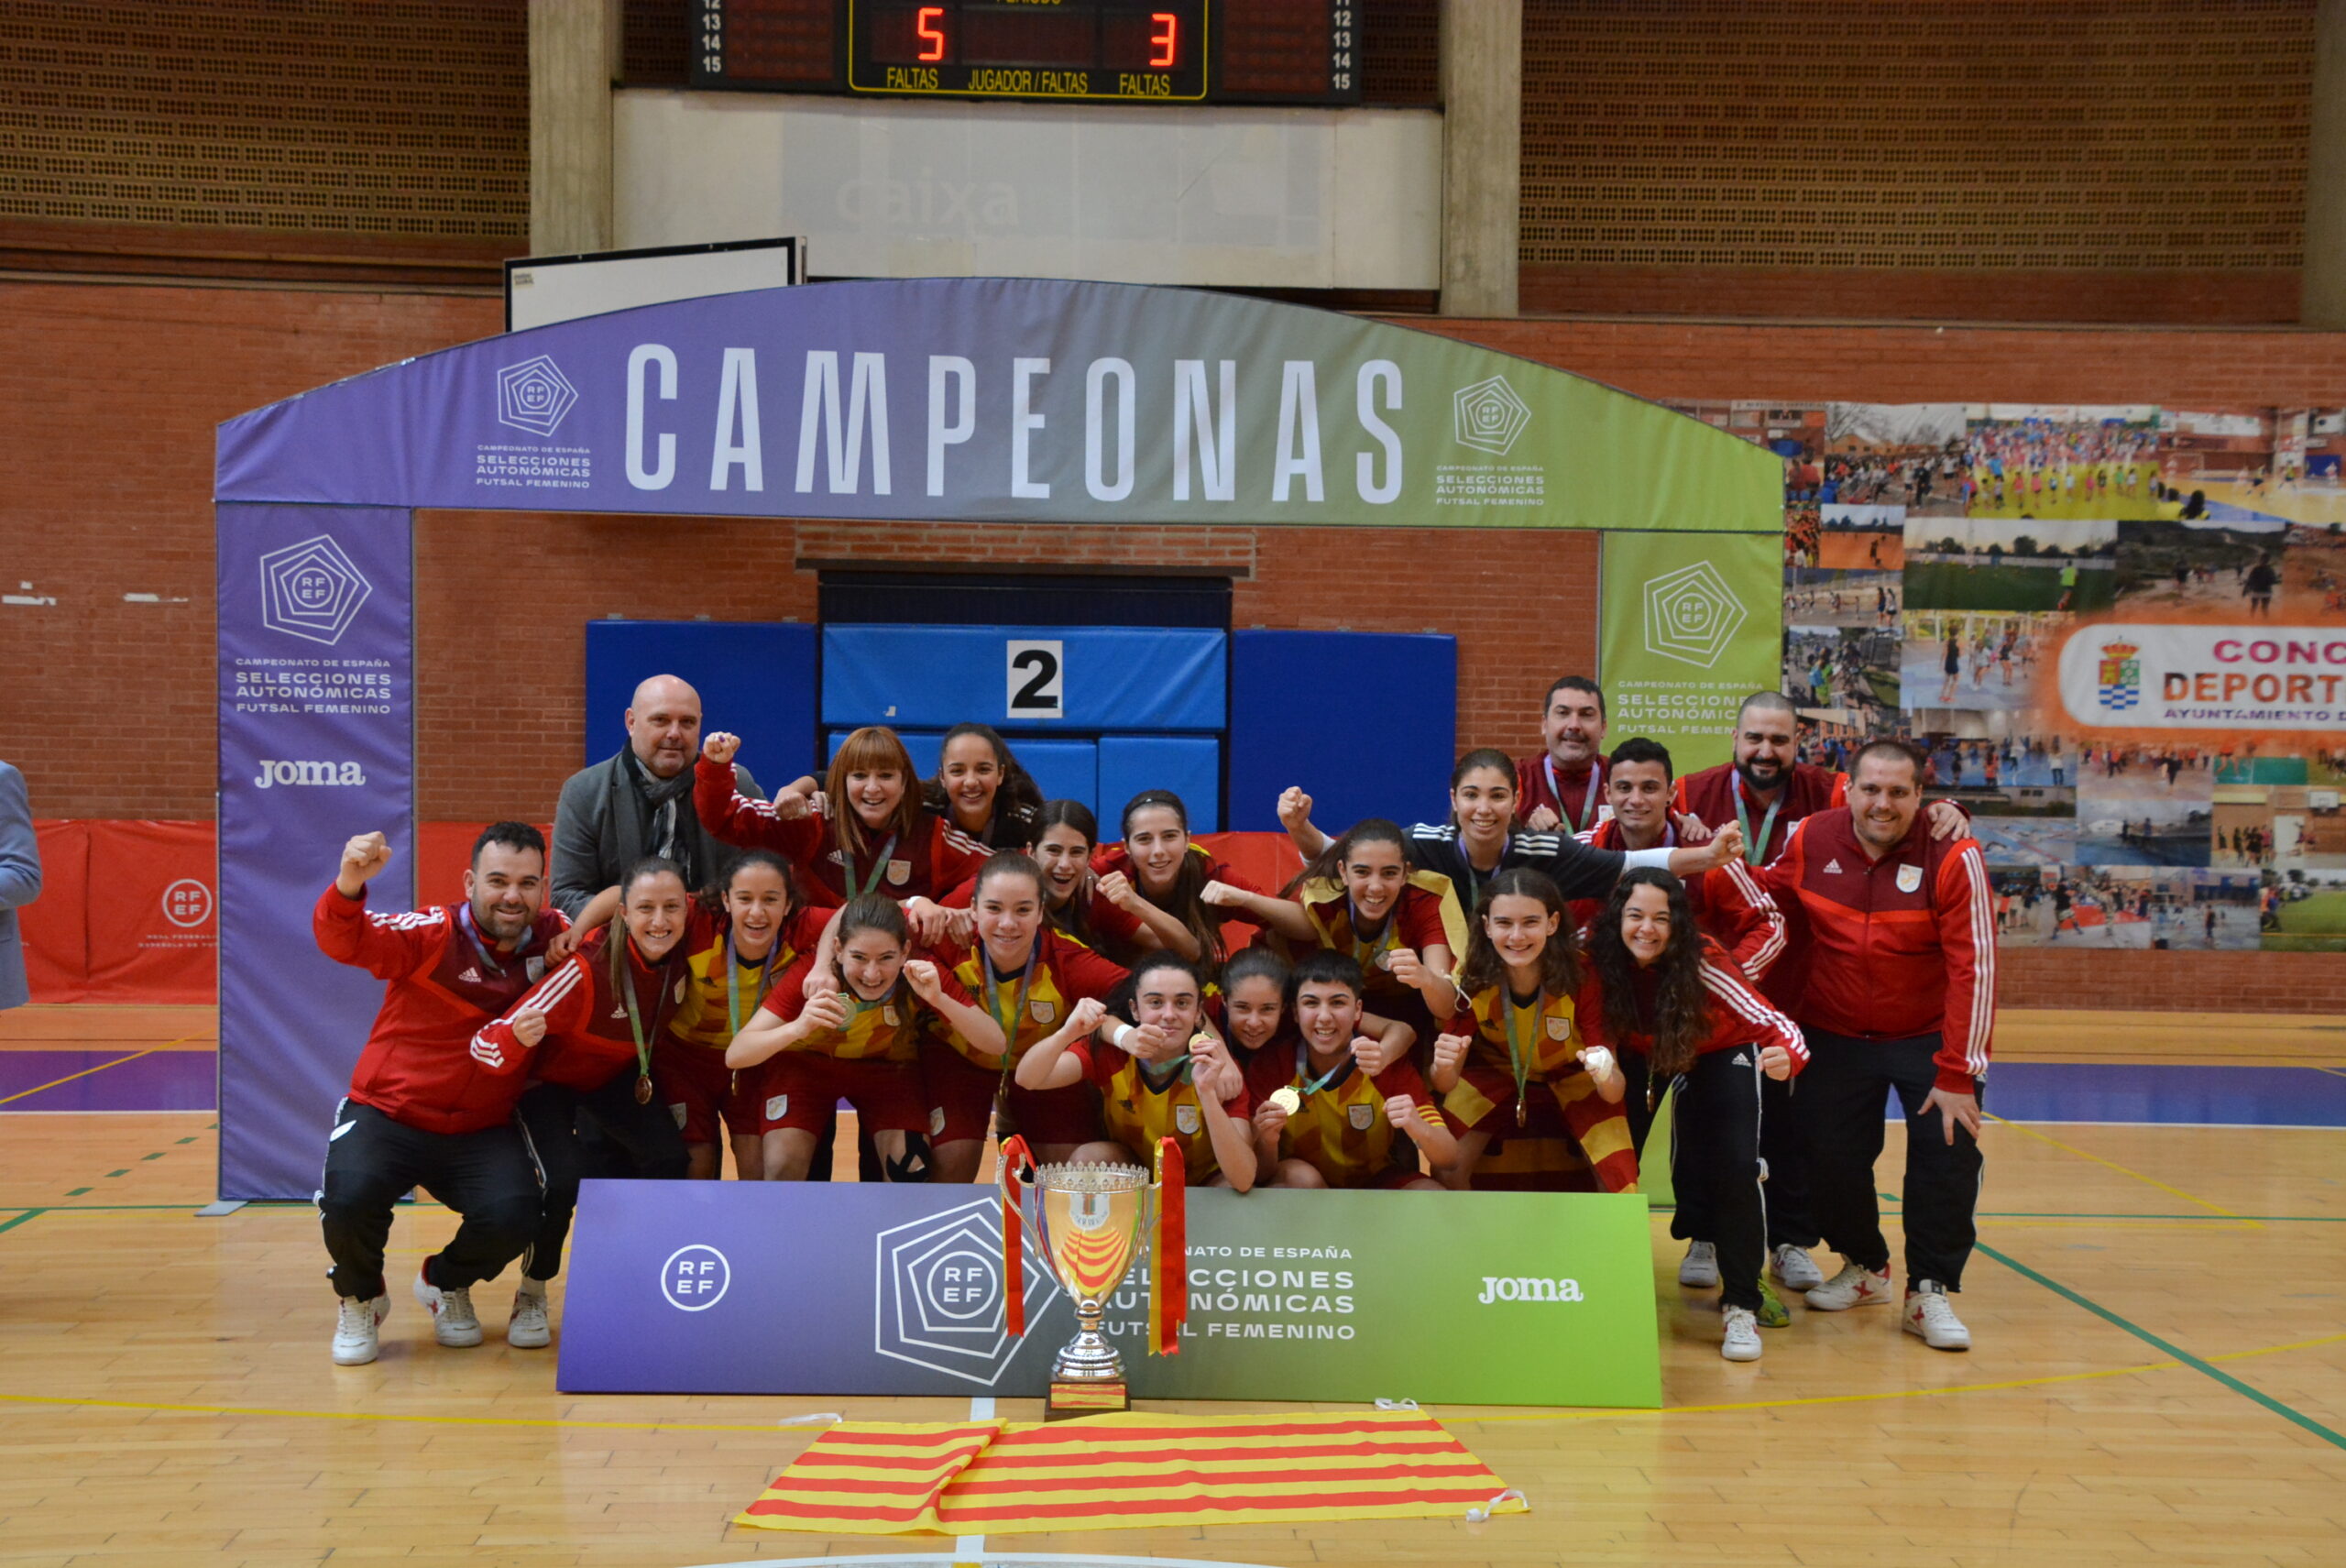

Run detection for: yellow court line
[[1982, 1112, 2263, 1227], [0, 1049, 158, 1107], [3, 1332, 2340, 1437]]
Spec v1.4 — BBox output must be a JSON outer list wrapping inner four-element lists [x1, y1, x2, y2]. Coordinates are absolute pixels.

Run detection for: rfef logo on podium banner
[[661, 1244, 730, 1310], [873, 1197, 1058, 1386]]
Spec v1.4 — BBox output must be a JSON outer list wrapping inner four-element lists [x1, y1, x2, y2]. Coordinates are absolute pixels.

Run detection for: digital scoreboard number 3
[[695, 0, 1360, 107]]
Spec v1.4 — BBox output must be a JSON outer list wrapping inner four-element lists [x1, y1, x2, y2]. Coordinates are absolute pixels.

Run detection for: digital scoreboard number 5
[[1006, 640, 1065, 719]]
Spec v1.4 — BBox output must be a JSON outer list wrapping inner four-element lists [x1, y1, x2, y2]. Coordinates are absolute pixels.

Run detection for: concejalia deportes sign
[[556, 1179, 1661, 1408]]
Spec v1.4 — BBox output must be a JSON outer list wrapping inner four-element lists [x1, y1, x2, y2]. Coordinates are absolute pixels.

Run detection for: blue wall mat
[[827, 732, 1102, 821], [1227, 630, 1457, 833], [1012, 739, 1100, 816], [586, 621, 817, 793], [1098, 736, 1221, 835], [824, 625, 1225, 731]]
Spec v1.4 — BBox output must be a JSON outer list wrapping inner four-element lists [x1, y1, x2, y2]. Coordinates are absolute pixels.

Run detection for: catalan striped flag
[[733, 1420, 1003, 1535], [734, 1411, 1525, 1536]]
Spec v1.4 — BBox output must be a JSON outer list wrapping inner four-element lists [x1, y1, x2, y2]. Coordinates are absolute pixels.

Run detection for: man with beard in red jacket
[[312, 823, 569, 1366], [1751, 740, 1995, 1352]]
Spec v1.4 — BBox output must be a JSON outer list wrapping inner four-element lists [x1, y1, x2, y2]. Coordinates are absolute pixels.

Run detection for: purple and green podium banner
[[556, 1179, 1661, 1408]]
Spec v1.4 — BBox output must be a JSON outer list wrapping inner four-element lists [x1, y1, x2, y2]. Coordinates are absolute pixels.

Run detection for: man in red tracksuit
[[1751, 739, 1994, 1352], [1514, 674, 1610, 834], [1572, 738, 1786, 981], [312, 823, 570, 1366]]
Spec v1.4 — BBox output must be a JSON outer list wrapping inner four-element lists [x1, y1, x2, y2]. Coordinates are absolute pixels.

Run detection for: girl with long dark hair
[[1430, 868, 1633, 1193], [921, 722, 1047, 850], [1579, 868, 1803, 1363]]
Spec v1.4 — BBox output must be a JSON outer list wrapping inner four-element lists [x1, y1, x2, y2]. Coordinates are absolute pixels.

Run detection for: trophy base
[[1044, 1379, 1129, 1420]]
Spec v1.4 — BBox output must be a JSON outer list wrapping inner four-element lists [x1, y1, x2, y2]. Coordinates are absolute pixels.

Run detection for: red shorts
[[652, 1037, 761, 1146], [758, 1052, 928, 1135], [1441, 1066, 1577, 1138], [920, 1037, 1103, 1147]]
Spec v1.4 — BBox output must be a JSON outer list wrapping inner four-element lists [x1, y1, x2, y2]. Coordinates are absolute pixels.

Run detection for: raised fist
[[340, 831, 392, 882], [1200, 880, 1246, 908], [1432, 1032, 1472, 1076], [901, 958, 941, 1000], [1065, 995, 1109, 1035], [803, 990, 851, 1034], [1277, 786, 1313, 832], [1524, 805, 1562, 833], [1097, 870, 1138, 910], [702, 731, 742, 766], [1705, 822, 1748, 869], [510, 1008, 547, 1049]]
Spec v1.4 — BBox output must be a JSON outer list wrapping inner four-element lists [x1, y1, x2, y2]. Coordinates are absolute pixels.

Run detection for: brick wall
[[5, 278, 2344, 1012], [1517, 267, 2304, 327]]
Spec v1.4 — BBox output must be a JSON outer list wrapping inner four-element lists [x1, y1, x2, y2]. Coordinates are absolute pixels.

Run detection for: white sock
[[515, 1277, 548, 1299]]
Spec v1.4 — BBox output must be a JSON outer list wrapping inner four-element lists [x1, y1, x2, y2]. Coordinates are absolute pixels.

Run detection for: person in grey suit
[[0, 760, 40, 1011], [550, 674, 762, 919]]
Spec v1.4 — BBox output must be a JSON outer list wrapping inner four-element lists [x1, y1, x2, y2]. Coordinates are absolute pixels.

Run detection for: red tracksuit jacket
[[312, 884, 570, 1135], [1573, 934, 1808, 1071], [471, 921, 704, 1092], [1749, 811, 1996, 1094], [1571, 818, 1788, 981], [695, 757, 986, 903], [1672, 762, 1847, 867]]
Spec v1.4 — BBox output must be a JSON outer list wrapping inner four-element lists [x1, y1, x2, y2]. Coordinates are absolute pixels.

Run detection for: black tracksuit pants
[[515, 1074, 690, 1282], [316, 1099, 541, 1300], [1796, 1029, 1982, 1289], [1622, 1045, 1769, 1311]]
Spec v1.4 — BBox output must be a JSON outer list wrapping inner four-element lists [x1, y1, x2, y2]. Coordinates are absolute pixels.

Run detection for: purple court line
[[0, 1050, 217, 1113]]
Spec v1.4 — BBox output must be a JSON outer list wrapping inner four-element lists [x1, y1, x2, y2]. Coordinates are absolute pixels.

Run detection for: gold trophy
[[999, 1135, 1187, 1420]]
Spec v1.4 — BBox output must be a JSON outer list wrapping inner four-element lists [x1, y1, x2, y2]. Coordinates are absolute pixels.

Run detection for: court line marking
[[1981, 1112, 2264, 1225], [1977, 1243, 2346, 1452], [0, 1210, 43, 1237], [0, 1050, 157, 1107], [2, 1331, 2338, 1438]]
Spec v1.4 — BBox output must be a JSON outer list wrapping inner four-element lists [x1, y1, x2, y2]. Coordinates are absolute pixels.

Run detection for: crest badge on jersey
[[525, 956, 545, 981], [674, 976, 688, 1003], [1545, 1015, 1570, 1041], [1030, 998, 1056, 1024], [1348, 1102, 1376, 1131], [669, 1102, 688, 1129], [1174, 1104, 1201, 1135], [883, 1003, 902, 1026], [765, 1093, 788, 1120], [886, 859, 912, 887], [928, 1105, 946, 1137], [1897, 864, 1924, 894]]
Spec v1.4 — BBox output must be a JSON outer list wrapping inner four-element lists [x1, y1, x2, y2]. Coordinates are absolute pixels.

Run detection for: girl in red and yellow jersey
[[1245, 951, 1452, 1191], [1431, 868, 1636, 1193], [694, 726, 985, 941], [1089, 789, 1259, 967], [1016, 952, 1256, 1190], [727, 895, 1003, 1181], [925, 851, 1131, 1181], [658, 851, 833, 1181], [1578, 869, 1803, 1362], [1257, 817, 1468, 1042]]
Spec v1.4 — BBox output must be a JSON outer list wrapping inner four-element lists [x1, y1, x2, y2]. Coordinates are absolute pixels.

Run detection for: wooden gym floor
[[0, 1004, 2341, 1567]]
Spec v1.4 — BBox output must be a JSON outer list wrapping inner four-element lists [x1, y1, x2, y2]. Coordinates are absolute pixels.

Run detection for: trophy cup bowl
[[1026, 1160, 1155, 1417]]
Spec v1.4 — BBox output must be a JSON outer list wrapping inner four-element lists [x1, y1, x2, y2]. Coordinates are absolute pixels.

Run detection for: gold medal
[[634, 1074, 653, 1105], [1515, 1094, 1527, 1128]]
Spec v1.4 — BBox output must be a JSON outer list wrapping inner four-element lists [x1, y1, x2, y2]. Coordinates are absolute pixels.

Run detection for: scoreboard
[[691, 0, 1361, 106]]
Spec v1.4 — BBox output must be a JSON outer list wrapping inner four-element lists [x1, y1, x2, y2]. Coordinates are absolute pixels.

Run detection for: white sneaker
[[333, 1295, 388, 1365], [1770, 1244, 1824, 1291], [1805, 1262, 1893, 1311], [508, 1280, 552, 1349], [1678, 1241, 1720, 1288], [1720, 1306, 1762, 1362], [412, 1266, 483, 1347], [1902, 1280, 1971, 1351]]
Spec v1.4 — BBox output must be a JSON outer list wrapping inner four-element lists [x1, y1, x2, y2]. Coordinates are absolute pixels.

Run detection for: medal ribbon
[[456, 903, 512, 980], [982, 939, 1040, 1076], [1500, 986, 1544, 1120], [1546, 757, 1602, 833], [1732, 780, 1782, 868], [1344, 894, 1402, 972], [1292, 1038, 1354, 1100], [840, 832, 901, 900], [611, 934, 675, 1096], [724, 927, 782, 1038]]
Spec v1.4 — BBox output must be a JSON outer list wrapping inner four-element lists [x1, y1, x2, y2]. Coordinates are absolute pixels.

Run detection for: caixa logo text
[[252, 760, 368, 789], [1476, 1275, 1584, 1304]]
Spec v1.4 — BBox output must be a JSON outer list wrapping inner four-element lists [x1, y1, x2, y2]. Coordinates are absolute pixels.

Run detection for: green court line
[[1977, 1241, 2346, 1452], [101, 1169, 127, 1179], [1978, 1211, 2344, 1223], [0, 1211, 44, 1236], [62, 1187, 89, 1197]]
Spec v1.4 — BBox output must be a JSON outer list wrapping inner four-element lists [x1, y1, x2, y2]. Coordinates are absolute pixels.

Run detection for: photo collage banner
[[1665, 401, 2346, 954]]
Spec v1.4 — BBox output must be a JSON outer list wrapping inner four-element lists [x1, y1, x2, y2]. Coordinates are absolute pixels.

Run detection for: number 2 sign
[[1005, 640, 1064, 718]]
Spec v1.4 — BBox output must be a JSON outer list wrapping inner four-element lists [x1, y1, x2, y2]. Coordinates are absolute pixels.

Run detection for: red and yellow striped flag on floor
[[734, 1411, 1526, 1536]]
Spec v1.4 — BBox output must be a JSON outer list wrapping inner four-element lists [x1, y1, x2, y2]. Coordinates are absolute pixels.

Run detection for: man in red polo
[[1751, 739, 1993, 1352], [1515, 674, 1609, 834]]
